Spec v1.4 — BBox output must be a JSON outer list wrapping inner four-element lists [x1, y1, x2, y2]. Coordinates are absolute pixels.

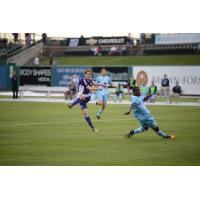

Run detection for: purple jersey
[[78, 77, 93, 97]]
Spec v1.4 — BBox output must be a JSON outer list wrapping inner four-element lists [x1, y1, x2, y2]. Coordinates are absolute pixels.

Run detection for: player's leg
[[96, 91, 103, 106], [125, 124, 149, 139], [114, 94, 118, 102], [119, 93, 123, 102], [152, 126, 175, 139], [98, 100, 106, 115], [81, 106, 97, 132], [97, 99, 106, 118], [96, 93, 107, 119], [149, 118, 175, 139], [67, 97, 81, 108]]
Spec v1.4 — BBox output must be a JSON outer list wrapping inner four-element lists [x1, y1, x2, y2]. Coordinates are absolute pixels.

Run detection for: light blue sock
[[133, 127, 146, 134], [156, 130, 169, 138], [119, 94, 122, 102], [97, 108, 104, 116]]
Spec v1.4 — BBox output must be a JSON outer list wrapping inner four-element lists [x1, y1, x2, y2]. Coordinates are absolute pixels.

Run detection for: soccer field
[[40, 55, 200, 65], [0, 102, 200, 166]]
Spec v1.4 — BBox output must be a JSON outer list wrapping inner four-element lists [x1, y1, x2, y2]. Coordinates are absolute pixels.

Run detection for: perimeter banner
[[0, 66, 8, 89], [132, 66, 200, 95], [20, 66, 51, 86]]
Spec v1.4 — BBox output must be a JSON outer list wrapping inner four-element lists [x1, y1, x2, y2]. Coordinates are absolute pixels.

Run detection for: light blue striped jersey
[[96, 75, 112, 94], [131, 95, 152, 119]]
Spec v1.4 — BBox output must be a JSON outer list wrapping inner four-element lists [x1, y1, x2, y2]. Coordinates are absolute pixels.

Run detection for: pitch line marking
[[0, 118, 133, 128]]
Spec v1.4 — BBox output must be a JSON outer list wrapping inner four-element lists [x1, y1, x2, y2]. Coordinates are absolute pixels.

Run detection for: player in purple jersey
[[67, 69, 99, 132]]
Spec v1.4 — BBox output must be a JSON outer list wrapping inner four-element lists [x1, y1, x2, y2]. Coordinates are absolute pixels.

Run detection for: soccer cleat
[[67, 104, 72, 109], [96, 115, 101, 120], [169, 135, 176, 140], [92, 128, 98, 133], [125, 133, 132, 139]]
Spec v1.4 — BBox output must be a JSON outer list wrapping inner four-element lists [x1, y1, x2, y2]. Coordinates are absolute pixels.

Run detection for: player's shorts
[[79, 96, 91, 109], [96, 91, 109, 103], [138, 116, 157, 129]]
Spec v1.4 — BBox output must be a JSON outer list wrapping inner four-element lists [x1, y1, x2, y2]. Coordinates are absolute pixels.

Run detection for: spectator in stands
[[92, 46, 101, 56], [149, 80, 157, 102], [34, 56, 39, 65], [79, 35, 85, 46], [140, 83, 149, 97], [119, 45, 128, 56], [197, 43, 200, 54], [11, 70, 19, 99], [160, 74, 170, 98], [127, 76, 137, 94], [12, 33, 18, 43], [48, 54, 54, 65], [109, 46, 118, 56], [169, 81, 181, 103], [0, 38, 8, 48], [42, 33, 47, 45], [114, 83, 124, 103], [127, 33, 132, 45], [25, 33, 31, 46]]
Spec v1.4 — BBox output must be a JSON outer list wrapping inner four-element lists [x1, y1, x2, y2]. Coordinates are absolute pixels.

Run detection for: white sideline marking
[[0, 98, 200, 106], [0, 118, 132, 128]]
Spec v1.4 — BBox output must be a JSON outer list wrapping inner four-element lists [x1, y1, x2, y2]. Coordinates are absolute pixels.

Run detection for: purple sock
[[85, 116, 94, 129], [71, 98, 81, 107]]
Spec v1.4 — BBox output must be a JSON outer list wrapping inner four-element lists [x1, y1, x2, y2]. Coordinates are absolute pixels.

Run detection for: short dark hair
[[101, 68, 106, 71]]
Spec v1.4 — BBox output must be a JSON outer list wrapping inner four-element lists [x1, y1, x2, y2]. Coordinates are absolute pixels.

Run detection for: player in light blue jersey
[[95, 68, 115, 119], [124, 87, 175, 140]]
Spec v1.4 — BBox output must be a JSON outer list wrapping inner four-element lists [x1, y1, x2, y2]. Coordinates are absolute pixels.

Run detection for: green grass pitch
[[40, 55, 200, 65], [0, 102, 200, 166]]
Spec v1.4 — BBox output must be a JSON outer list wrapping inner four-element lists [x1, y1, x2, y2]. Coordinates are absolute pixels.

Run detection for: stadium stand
[[143, 44, 198, 55], [44, 34, 200, 57], [0, 38, 22, 58], [0, 33, 43, 65], [7, 40, 44, 65]]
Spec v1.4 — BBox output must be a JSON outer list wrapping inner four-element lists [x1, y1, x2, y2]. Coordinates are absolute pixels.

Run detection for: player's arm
[[111, 83, 117, 88], [143, 94, 152, 102], [124, 104, 133, 115], [86, 85, 100, 91], [93, 78, 105, 87], [109, 81, 116, 88], [78, 83, 86, 100], [93, 82, 105, 87], [86, 81, 101, 91], [109, 78, 118, 88]]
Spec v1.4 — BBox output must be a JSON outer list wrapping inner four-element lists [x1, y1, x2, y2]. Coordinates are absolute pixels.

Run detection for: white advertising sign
[[133, 66, 200, 95], [155, 33, 200, 44]]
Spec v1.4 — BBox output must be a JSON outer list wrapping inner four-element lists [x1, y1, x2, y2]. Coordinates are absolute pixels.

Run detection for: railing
[[7, 39, 43, 58], [7, 40, 44, 65]]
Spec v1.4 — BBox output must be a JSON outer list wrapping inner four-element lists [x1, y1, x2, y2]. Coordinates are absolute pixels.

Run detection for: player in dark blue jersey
[[67, 69, 99, 132]]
